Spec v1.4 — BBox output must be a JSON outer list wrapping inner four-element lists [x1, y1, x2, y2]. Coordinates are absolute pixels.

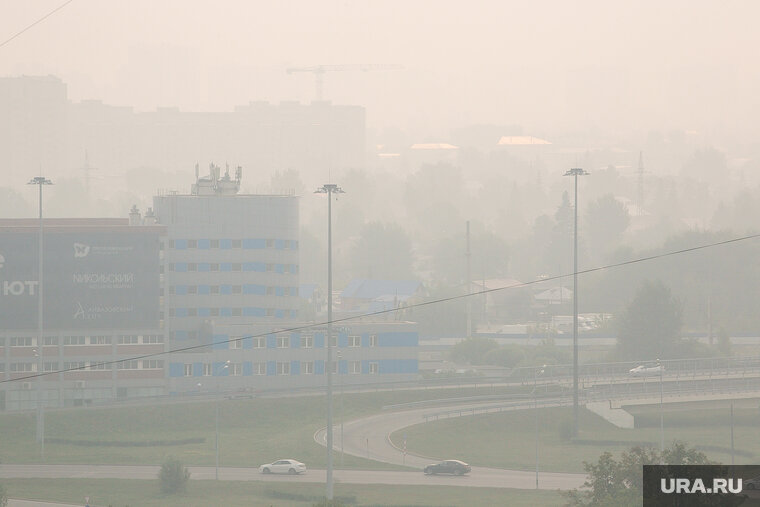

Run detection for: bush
[[0, 482, 7, 507], [158, 456, 190, 494], [312, 499, 347, 507], [483, 345, 525, 368]]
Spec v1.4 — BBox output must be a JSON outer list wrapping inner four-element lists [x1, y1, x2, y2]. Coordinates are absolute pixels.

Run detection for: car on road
[[423, 459, 471, 475], [745, 476, 760, 490], [629, 363, 664, 377], [258, 459, 306, 475]]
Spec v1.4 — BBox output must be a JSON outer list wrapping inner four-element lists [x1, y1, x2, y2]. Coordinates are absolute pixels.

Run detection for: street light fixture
[[28, 175, 52, 460], [315, 183, 344, 501], [563, 167, 588, 436]]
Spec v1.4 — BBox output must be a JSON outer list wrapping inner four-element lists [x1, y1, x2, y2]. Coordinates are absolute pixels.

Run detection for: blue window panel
[[243, 284, 266, 295], [266, 334, 276, 349], [275, 309, 285, 319], [266, 361, 276, 376], [243, 307, 265, 317], [174, 262, 187, 272], [291, 360, 300, 375], [212, 334, 228, 350], [174, 330, 188, 340], [220, 239, 232, 249], [275, 239, 286, 249], [169, 363, 184, 377], [221, 308, 232, 317], [243, 238, 266, 249], [361, 360, 370, 374], [242, 337, 252, 349], [291, 333, 300, 348], [175, 285, 188, 295], [291, 264, 298, 274], [198, 308, 211, 317], [377, 332, 419, 347], [220, 263, 232, 272], [198, 239, 211, 249], [214, 361, 230, 376], [315, 360, 325, 375], [243, 361, 253, 376], [378, 359, 418, 374], [243, 262, 266, 272], [361, 333, 370, 347], [338, 332, 348, 348], [221, 285, 232, 295], [198, 263, 210, 272], [275, 264, 285, 274], [289, 310, 298, 319], [174, 239, 187, 250], [198, 285, 210, 295], [275, 287, 285, 297], [339, 360, 347, 375], [314, 333, 325, 348], [193, 363, 203, 377], [175, 308, 188, 317]]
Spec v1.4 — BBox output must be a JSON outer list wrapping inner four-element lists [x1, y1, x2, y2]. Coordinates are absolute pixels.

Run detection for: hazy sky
[[3, 0, 759, 140]]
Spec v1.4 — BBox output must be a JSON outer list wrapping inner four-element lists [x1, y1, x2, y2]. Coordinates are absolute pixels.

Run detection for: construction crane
[[286, 64, 403, 101]]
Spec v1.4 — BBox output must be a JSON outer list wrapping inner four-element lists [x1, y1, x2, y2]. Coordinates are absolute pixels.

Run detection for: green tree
[[563, 442, 714, 506], [450, 337, 498, 364], [584, 193, 630, 264], [615, 280, 683, 360], [158, 456, 190, 494]]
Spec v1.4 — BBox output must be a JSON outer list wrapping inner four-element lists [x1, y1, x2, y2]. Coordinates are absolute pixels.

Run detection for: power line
[[3, 231, 760, 385], [0, 0, 75, 50]]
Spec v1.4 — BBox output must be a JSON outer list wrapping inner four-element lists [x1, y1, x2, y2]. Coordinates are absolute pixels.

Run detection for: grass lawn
[[2, 478, 565, 507], [391, 399, 760, 473], [0, 385, 526, 468]]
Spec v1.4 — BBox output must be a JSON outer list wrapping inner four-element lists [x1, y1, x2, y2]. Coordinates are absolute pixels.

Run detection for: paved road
[[0, 463, 580, 490], [314, 399, 586, 490]]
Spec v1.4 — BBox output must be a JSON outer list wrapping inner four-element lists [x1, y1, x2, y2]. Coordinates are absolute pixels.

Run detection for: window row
[[169, 308, 298, 319], [7, 360, 164, 372], [1, 335, 163, 347], [168, 262, 299, 274], [169, 284, 298, 297], [182, 360, 376, 377], [170, 238, 299, 250]]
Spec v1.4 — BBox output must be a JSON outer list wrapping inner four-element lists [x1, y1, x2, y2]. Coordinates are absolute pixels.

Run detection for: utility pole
[[564, 168, 588, 436], [466, 221, 471, 340], [315, 183, 344, 501], [28, 176, 52, 461]]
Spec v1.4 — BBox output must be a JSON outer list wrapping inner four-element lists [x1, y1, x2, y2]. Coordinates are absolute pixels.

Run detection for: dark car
[[746, 476, 760, 490], [423, 459, 471, 475]]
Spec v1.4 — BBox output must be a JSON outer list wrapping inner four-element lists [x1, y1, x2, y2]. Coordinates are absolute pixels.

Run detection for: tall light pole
[[315, 183, 344, 501], [28, 176, 52, 461], [534, 364, 546, 489], [215, 360, 229, 480], [658, 358, 664, 453], [563, 167, 588, 436]]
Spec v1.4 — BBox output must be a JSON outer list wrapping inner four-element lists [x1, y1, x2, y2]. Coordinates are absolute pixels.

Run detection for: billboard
[[0, 229, 160, 330]]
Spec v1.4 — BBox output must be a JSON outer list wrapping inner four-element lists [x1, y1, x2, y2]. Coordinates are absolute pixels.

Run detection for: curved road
[[314, 399, 586, 490]]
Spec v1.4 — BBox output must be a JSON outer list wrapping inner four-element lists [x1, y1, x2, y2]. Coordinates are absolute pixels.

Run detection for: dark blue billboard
[[0, 230, 160, 330]]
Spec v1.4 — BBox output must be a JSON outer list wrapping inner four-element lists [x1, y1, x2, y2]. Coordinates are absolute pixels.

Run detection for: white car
[[259, 459, 306, 475], [629, 364, 664, 377]]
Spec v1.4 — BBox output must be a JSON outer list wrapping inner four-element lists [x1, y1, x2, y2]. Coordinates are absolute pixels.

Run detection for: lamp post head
[[315, 183, 345, 194], [563, 168, 589, 177], [28, 177, 53, 185]]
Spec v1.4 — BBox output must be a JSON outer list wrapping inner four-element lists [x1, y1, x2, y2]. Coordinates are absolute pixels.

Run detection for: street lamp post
[[215, 360, 229, 480], [658, 358, 664, 453], [315, 183, 344, 501], [534, 364, 545, 489], [28, 176, 52, 460], [337, 350, 345, 467], [563, 168, 588, 436]]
